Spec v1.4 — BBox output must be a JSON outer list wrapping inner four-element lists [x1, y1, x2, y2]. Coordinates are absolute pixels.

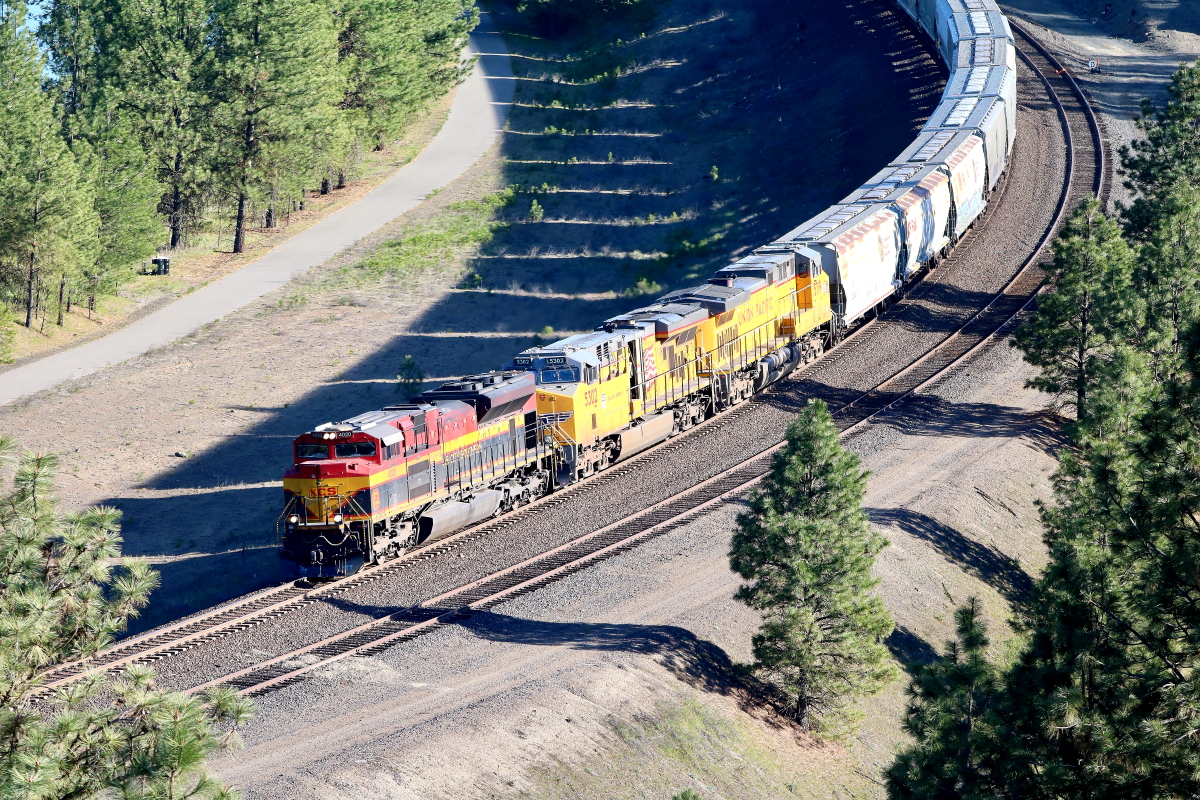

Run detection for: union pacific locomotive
[[278, 0, 1018, 578]]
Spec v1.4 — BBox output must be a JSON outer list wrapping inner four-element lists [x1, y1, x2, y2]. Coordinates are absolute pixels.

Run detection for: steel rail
[[1009, 20, 1108, 206]]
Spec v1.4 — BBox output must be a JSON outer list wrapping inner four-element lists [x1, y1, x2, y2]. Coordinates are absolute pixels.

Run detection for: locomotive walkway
[[0, 18, 514, 407]]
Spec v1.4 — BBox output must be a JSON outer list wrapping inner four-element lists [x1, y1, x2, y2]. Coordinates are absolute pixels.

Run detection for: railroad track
[[39, 26, 1104, 700]]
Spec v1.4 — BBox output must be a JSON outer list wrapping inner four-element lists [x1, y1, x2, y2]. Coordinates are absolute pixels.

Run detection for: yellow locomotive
[[504, 248, 832, 483]]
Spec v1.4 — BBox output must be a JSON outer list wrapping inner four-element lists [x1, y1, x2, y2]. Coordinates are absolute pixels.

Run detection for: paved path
[[0, 18, 513, 406]]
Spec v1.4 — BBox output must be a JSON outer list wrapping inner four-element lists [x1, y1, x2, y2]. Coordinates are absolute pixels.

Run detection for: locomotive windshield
[[296, 443, 329, 459], [538, 368, 579, 384], [334, 441, 377, 458]]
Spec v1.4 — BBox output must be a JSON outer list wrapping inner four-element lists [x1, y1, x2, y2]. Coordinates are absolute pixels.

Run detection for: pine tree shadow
[[877, 396, 1066, 455], [457, 610, 757, 702], [869, 507, 1033, 606], [887, 624, 939, 667]]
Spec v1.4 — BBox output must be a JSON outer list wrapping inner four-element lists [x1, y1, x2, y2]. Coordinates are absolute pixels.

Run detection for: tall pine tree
[[336, 0, 475, 150], [1012, 197, 1139, 425], [0, 0, 97, 330], [1130, 181, 1200, 383], [886, 599, 1001, 800], [211, 0, 343, 253], [110, 0, 216, 249], [1121, 60, 1200, 241], [78, 114, 165, 303], [729, 399, 895, 733]]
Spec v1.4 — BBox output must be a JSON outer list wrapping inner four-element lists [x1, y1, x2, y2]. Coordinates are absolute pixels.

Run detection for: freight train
[[278, 0, 1018, 579]]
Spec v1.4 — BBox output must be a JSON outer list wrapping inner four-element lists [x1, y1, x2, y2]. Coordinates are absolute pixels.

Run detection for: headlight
[[288, 515, 299, 524], [333, 514, 344, 524]]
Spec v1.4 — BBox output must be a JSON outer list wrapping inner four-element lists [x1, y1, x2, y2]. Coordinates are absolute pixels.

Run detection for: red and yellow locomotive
[[279, 371, 555, 578]]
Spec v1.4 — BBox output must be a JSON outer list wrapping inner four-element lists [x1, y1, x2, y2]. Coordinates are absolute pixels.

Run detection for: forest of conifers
[[0, 0, 475, 358]]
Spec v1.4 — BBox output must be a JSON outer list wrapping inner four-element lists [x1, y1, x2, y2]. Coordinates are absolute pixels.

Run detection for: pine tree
[[729, 399, 895, 733], [975, 330, 1200, 798], [886, 599, 1000, 800], [0, 434, 255, 795], [110, 0, 216, 249], [1129, 181, 1200, 383], [1121, 60, 1200, 241], [397, 355, 425, 400], [79, 113, 166, 301], [211, 0, 344, 253], [0, 1, 98, 331], [1012, 197, 1138, 424], [335, 0, 475, 150]]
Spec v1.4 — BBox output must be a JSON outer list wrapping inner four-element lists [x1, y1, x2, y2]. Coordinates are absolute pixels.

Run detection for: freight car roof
[[923, 90, 1004, 132], [892, 128, 979, 166], [956, 36, 1015, 69], [844, 162, 943, 204], [777, 203, 884, 245]]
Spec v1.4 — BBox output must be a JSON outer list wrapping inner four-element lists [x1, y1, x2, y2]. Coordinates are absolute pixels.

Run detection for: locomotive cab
[[505, 329, 641, 482], [281, 412, 421, 578]]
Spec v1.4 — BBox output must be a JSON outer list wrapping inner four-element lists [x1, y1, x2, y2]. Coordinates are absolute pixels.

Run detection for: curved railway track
[[38, 25, 1105, 700]]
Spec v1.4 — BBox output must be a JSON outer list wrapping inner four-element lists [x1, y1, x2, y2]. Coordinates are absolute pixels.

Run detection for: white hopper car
[[764, 0, 1018, 331]]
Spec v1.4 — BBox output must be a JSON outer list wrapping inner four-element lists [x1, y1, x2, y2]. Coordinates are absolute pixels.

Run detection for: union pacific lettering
[[733, 291, 774, 326]]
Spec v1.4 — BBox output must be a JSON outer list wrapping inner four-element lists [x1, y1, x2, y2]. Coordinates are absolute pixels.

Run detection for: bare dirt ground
[[0, 0, 945, 633], [1000, 0, 1199, 208]]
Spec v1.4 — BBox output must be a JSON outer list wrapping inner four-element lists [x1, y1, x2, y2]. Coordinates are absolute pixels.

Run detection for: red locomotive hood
[[290, 460, 367, 478]]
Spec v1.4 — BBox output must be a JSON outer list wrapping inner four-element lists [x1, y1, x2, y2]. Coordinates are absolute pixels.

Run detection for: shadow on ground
[[410, 0, 947, 334], [879, 395, 1066, 454], [869, 507, 1033, 606], [461, 611, 741, 694], [887, 624, 940, 666]]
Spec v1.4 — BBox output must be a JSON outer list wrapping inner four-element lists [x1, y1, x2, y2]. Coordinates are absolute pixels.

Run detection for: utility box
[[150, 257, 170, 275]]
